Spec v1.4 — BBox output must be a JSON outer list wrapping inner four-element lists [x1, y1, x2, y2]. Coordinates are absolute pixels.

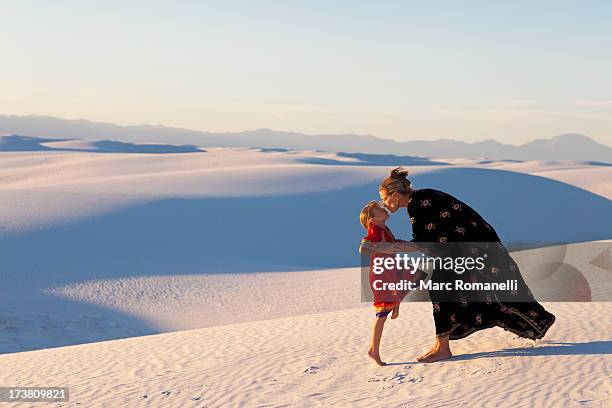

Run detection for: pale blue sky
[[2, 1, 611, 144]]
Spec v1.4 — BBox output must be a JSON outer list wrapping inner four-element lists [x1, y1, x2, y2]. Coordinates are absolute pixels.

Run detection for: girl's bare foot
[[368, 347, 387, 366], [390, 305, 400, 319]]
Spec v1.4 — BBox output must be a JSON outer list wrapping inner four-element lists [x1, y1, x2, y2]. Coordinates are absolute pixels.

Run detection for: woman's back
[[407, 188, 501, 243]]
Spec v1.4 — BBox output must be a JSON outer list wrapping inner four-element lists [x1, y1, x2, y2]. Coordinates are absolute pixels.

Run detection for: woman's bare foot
[[416, 336, 452, 363], [416, 347, 452, 363], [368, 347, 387, 366], [390, 305, 400, 319]]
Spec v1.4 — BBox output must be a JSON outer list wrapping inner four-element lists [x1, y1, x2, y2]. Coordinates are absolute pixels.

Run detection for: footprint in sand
[[468, 361, 503, 376], [303, 365, 320, 374], [380, 367, 423, 385]]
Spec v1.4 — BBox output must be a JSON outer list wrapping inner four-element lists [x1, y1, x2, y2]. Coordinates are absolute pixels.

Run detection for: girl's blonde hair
[[360, 201, 382, 230], [379, 167, 412, 196]]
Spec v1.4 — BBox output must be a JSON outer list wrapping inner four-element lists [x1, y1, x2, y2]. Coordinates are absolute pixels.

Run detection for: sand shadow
[[3, 168, 611, 289], [386, 341, 612, 366], [298, 152, 449, 166], [451, 340, 612, 361], [0, 134, 203, 153]]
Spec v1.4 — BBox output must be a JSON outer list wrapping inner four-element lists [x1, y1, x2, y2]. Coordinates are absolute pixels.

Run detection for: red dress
[[364, 223, 402, 315]]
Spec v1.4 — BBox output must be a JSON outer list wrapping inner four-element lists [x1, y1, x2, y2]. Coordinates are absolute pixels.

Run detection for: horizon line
[[1, 113, 610, 149]]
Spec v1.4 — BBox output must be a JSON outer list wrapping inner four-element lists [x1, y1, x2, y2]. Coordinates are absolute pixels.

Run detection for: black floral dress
[[407, 188, 556, 340]]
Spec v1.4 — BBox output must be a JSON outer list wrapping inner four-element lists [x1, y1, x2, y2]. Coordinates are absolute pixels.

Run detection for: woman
[[361, 168, 556, 363]]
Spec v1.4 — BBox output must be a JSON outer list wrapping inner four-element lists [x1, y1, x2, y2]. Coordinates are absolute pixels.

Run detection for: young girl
[[360, 201, 406, 366]]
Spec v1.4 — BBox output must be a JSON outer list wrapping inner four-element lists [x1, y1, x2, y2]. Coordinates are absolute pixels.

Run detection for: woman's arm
[[359, 239, 420, 254], [359, 239, 442, 261]]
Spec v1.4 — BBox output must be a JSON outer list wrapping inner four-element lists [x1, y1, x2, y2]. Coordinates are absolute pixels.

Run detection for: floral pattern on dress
[[406, 188, 556, 341]]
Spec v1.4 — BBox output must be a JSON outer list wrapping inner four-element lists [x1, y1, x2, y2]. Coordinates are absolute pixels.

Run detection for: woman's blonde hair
[[379, 167, 412, 197], [360, 200, 382, 230]]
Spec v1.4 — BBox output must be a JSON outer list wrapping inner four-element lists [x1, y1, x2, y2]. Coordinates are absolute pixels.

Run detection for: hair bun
[[380, 167, 412, 195], [390, 167, 409, 181]]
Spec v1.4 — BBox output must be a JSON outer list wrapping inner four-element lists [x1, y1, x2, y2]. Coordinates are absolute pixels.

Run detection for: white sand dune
[[1, 303, 609, 407], [0, 144, 610, 406]]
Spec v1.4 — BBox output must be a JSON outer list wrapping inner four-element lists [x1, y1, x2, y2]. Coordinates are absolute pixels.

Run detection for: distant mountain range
[[1, 114, 611, 162]]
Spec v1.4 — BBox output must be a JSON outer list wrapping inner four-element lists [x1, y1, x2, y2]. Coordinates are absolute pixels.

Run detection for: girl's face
[[370, 205, 389, 224]]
